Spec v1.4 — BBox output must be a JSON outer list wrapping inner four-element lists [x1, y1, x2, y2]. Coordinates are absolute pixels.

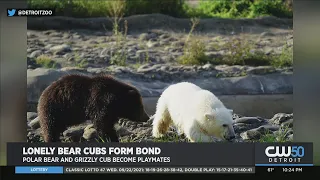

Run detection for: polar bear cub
[[152, 82, 236, 142]]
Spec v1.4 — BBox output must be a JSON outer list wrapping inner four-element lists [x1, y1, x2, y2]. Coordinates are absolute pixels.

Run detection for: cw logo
[[265, 146, 305, 158]]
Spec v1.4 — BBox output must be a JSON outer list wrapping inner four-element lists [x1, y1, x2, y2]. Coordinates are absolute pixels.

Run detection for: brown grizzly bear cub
[[37, 74, 150, 142]]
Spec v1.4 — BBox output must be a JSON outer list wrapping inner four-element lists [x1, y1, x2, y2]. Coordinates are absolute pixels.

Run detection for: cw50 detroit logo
[[265, 146, 304, 163]]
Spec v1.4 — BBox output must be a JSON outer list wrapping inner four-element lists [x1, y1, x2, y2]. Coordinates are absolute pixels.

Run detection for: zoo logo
[[265, 146, 305, 158]]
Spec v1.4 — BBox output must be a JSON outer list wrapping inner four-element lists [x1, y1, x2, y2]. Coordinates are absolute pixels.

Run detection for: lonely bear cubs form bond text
[[37, 74, 150, 142]]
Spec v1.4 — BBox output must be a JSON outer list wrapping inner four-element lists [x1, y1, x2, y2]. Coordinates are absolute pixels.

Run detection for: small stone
[[160, 66, 169, 71], [44, 44, 54, 49], [27, 129, 43, 143], [29, 117, 40, 130], [136, 128, 152, 137], [264, 47, 274, 55], [83, 128, 98, 140], [240, 125, 276, 140], [84, 124, 95, 131], [234, 117, 265, 124], [171, 41, 184, 47], [29, 50, 42, 58], [139, 33, 156, 41], [202, 64, 213, 70], [233, 124, 253, 134], [286, 129, 293, 135], [63, 126, 84, 139], [27, 32, 37, 38], [120, 136, 131, 142], [137, 64, 157, 73], [49, 32, 63, 37], [281, 118, 293, 128], [125, 121, 134, 127], [116, 127, 133, 136], [63, 53, 72, 59], [159, 34, 170, 39], [89, 40, 98, 44], [142, 122, 149, 126], [240, 130, 262, 140], [67, 57, 75, 61], [247, 66, 276, 75], [269, 113, 293, 125], [50, 44, 72, 55], [259, 124, 280, 132], [146, 41, 159, 48], [27, 112, 38, 122], [260, 32, 275, 37]]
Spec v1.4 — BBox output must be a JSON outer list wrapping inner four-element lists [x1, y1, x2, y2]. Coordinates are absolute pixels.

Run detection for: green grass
[[76, 59, 89, 68], [93, 132, 184, 143], [177, 19, 293, 67], [178, 18, 210, 65], [185, 0, 292, 19], [28, 0, 292, 19], [258, 133, 285, 142], [35, 55, 58, 68], [153, 133, 186, 142], [103, 1, 129, 66], [272, 43, 293, 67], [257, 126, 292, 143], [214, 36, 293, 67], [130, 63, 143, 70], [178, 38, 210, 65]]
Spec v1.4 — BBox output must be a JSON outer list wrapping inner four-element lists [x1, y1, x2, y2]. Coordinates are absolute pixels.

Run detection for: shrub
[[28, 0, 185, 18], [178, 39, 209, 65], [186, 0, 293, 18], [178, 18, 211, 65], [35, 55, 58, 68]]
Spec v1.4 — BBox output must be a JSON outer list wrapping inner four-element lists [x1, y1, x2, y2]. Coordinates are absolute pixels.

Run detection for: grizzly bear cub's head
[[118, 88, 150, 123]]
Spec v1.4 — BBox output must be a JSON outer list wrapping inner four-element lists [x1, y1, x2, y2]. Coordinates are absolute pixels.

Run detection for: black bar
[[1, 166, 319, 177]]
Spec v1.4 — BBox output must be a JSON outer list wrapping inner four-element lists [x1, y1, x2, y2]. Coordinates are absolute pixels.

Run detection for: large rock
[[27, 68, 86, 104], [27, 68, 292, 104]]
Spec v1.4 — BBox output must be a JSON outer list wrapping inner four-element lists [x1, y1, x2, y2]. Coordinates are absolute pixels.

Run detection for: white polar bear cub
[[152, 82, 236, 142]]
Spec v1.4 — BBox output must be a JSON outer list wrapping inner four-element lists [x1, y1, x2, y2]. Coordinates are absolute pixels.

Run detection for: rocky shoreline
[[27, 112, 293, 143], [27, 14, 293, 32]]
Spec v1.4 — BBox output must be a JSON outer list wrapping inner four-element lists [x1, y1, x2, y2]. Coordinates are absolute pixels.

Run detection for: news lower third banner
[[7, 142, 313, 174]]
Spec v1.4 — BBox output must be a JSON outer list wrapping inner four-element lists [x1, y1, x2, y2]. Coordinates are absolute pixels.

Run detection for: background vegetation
[[28, 0, 293, 19]]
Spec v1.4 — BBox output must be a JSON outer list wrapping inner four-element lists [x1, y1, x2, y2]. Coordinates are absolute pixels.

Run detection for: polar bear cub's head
[[203, 108, 235, 141]]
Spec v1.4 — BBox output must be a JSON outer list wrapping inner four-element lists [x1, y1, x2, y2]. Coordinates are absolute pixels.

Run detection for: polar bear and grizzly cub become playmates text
[[152, 82, 236, 142]]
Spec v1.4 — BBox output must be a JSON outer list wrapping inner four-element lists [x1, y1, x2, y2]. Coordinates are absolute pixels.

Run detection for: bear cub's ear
[[128, 89, 137, 94], [204, 113, 215, 120], [127, 89, 140, 98]]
